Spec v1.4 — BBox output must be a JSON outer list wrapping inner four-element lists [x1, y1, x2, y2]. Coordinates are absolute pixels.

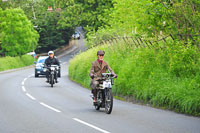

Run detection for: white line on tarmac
[[40, 102, 61, 113], [73, 118, 111, 133], [28, 74, 33, 78], [61, 62, 67, 65], [24, 78, 27, 82], [21, 81, 24, 85], [26, 93, 36, 100], [22, 86, 26, 92]]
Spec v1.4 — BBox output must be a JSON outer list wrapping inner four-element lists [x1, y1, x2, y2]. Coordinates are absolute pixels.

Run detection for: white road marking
[[24, 78, 27, 81], [28, 74, 33, 78], [40, 102, 61, 113], [22, 86, 26, 92], [73, 118, 111, 133], [61, 62, 67, 65], [22, 74, 62, 113], [26, 93, 36, 100]]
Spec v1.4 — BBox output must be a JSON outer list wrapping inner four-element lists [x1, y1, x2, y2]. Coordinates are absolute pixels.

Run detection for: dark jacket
[[45, 57, 60, 66]]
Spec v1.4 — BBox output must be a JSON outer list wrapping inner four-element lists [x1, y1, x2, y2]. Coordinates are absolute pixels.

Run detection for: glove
[[91, 74, 94, 79], [111, 74, 117, 78]]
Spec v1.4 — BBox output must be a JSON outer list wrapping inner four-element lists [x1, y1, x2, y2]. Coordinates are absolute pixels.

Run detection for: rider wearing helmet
[[45, 51, 60, 83], [89, 50, 117, 102]]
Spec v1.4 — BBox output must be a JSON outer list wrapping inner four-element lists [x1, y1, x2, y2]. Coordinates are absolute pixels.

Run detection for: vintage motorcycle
[[44, 65, 60, 87], [93, 73, 116, 114]]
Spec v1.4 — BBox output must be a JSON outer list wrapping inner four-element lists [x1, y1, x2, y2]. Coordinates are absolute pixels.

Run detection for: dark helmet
[[97, 50, 105, 55]]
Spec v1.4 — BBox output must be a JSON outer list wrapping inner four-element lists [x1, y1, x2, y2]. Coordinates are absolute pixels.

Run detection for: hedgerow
[[69, 39, 200, 116]]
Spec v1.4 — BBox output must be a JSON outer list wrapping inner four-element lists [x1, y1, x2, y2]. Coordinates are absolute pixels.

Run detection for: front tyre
[[105, 88, 113, 114], [50, 74, 54, 87]]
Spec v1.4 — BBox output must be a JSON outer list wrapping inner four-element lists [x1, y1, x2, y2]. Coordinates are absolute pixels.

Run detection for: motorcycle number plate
[[103, 82, 111, 88]]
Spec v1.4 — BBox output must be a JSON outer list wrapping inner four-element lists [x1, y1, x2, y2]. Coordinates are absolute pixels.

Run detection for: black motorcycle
[[44, 65, 59, 87], [93, 73, 116, 114]]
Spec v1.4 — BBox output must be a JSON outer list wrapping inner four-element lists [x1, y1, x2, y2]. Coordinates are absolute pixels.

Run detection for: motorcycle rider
[[45, 51, 60, 83], [89, 50, 117, 103]]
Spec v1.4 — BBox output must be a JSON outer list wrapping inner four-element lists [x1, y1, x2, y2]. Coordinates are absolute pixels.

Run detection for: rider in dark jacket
[[45, 51, 60, 83]]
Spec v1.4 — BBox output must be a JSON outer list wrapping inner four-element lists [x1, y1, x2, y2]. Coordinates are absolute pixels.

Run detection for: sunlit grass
[[0, 55, 34, 71]]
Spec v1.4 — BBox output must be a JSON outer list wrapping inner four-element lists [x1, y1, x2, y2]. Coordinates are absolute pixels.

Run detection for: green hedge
[[0, 55, 34, 71], [69, 40, 200, 116]]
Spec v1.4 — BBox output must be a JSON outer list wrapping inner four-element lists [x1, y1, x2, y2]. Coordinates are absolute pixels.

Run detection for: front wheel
[[50, 74, 54, 87], [105, 88, 113, 114]]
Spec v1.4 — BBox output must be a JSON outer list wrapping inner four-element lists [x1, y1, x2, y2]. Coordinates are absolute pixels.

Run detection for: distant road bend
[[0, 27, 200, 133]]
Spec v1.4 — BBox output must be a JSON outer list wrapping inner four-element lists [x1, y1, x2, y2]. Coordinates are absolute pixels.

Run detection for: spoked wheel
[[50, 74, 54, 87], [105, 88, 113, 114]]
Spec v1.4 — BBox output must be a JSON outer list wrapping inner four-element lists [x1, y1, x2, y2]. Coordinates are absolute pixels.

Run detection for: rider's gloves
[[91, 74, 94, 79], [113, 74, 118, 78]]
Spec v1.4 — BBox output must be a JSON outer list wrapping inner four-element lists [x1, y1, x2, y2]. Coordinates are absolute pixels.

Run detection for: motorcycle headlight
[[43, 68, 47, 72], [50, 67, 55, 71]]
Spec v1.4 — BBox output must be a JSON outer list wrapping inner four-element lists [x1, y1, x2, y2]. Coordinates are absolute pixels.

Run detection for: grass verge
[[0, 55, 34, 72], [69, 39, 200, 116]]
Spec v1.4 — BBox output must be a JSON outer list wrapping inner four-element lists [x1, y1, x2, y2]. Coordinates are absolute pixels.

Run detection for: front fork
[[96, 89, 105, 105]]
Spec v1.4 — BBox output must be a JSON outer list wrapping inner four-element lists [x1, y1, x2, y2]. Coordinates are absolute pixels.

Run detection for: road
[[0, 28, 200, 133]]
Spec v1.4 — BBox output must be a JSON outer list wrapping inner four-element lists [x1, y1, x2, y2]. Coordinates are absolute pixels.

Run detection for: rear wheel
[[105, 88, 113, 114]]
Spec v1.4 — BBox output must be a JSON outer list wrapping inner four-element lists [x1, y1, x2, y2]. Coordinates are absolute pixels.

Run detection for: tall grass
[[0, 55, 34, 71], [69, 39, 200, 116]]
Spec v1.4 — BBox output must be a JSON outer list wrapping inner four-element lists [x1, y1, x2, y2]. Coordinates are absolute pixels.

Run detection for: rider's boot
[[46, 74, 49, 83], [93, 97, 97, 103]]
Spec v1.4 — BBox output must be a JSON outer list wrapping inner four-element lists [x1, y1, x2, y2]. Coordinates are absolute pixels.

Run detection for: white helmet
[[48, 51, 54, 55]]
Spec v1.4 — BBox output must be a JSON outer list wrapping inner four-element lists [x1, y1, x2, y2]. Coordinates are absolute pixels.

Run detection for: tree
[[88, 0, 200, 44], [0, 8, 39, 56], [35, 11, 73, 53]]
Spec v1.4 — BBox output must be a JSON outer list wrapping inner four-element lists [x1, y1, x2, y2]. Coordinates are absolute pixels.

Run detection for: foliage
[[86, 0, 200, 46], [69, 39, 200, 116], [0, 0, 115, 54], [55, 0, 114, 31], [0, 55, 34, 71], [34, 11, 73, 53], [58, 2, 83, 29], [0, 8, 39, 56]]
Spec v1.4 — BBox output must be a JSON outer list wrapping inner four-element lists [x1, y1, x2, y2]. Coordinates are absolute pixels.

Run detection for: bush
[[69, 39, 200, 116], [0, 55, 34, 71]]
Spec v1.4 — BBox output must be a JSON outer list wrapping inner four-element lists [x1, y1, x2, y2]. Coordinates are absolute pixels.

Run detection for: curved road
[[0, 30, 200, 133]]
